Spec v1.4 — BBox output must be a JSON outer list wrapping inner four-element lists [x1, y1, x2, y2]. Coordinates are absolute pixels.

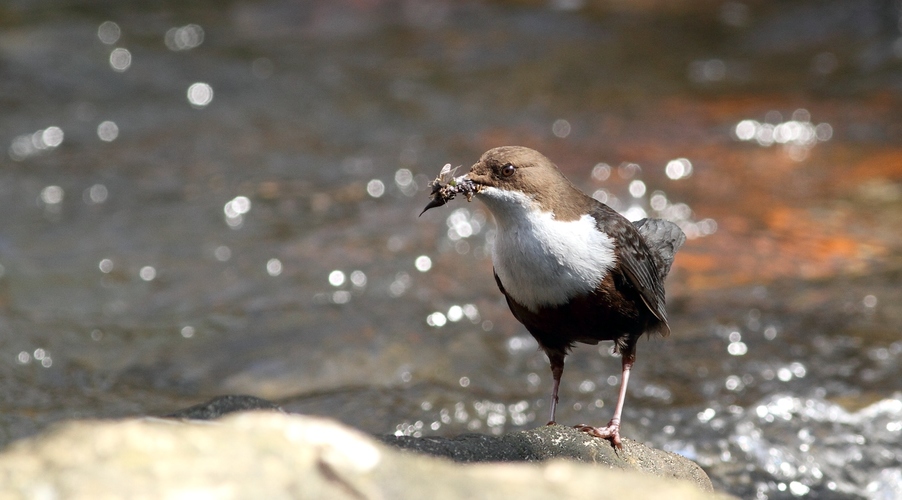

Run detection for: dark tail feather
[[632, 218, 686, 281]]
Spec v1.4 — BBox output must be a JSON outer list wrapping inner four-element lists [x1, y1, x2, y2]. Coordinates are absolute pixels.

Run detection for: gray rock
[[0, 412, 735, 500], [381, 424, 715, 490], [165, 394, 284, 419]]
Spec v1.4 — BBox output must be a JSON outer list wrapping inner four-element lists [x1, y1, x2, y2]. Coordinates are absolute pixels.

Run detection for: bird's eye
[[501, 163, 515, 177]]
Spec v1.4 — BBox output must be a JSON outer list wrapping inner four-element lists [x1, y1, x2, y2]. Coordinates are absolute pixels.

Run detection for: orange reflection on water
[[473, 96, 901, 293]]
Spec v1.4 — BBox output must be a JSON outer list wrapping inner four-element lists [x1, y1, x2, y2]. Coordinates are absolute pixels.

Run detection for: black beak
[[419, 197, 446, 217], [418, 165, 479, 217]]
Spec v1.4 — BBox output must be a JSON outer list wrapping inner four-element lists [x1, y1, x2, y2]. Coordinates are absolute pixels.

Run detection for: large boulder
[[0, 411, 734, 499], [382, 424, 715, 489]]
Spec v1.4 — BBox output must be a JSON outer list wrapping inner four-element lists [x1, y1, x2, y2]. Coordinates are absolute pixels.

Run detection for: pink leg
[[576, 350, 635, 448], [546, 352, 565, 425]]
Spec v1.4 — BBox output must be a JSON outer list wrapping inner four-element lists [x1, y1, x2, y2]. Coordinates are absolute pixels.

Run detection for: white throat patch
[[478, 187, 616, 312]]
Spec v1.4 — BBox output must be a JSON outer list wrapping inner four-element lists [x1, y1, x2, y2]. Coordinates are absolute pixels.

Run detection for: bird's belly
[[505, 277, 653, 352]]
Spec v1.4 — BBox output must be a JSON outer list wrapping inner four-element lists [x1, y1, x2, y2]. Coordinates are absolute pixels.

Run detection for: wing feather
[[592, 205, 674, 335]]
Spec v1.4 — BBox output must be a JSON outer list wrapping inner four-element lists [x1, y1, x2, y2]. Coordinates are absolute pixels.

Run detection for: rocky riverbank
[[0, 396, 734, 499]]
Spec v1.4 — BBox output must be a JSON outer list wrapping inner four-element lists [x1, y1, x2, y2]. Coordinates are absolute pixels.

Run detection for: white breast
[[478, 187, 616, 312]]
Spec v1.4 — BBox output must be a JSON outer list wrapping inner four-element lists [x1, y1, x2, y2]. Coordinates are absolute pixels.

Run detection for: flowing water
[[2, 1, 901, 498]]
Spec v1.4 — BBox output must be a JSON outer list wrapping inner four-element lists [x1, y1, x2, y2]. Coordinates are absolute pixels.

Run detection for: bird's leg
[[546, 351, 565, 425], [576, 347, 636, 449]]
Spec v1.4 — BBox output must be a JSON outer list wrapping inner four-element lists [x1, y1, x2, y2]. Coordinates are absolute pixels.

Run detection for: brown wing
[[591, 204, 670, 335]]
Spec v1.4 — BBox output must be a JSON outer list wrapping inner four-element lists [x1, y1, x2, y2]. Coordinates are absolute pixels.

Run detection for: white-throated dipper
[[421, 146, 685, 448]]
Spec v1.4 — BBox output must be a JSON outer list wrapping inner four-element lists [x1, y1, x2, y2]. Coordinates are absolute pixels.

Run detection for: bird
[[423, 146, 685, 448]]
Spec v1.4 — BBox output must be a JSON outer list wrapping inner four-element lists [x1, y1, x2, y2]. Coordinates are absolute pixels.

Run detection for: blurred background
[[2, 0, 901, 498]]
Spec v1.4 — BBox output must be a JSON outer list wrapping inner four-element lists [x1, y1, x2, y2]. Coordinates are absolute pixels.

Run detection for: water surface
[[2, 1, 902, 498]]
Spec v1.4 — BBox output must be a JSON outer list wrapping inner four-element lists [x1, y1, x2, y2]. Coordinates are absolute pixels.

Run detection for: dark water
[[2, 1, 902, 498]]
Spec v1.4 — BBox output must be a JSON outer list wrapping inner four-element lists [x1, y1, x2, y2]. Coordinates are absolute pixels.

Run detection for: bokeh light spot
[[9, 126, 64, 161], [728, 341, 748, 356], [332, 291, 351, 304], [628, 180, 646, 198], [85, 184, 108, 204], [734, 111, 831, 161], [42, 127, 64, 148], [214, 246, 231, 262], [109, 48, 132, 72], [366, 179, 385, 198], [223, 196, 250, 228], [414, 255, 432, 272], [139, 266, 156, 281], [650, 191, 668, 211], [623, 205, 647, 221], [97, 21, 121, 45], [266, 258, 283, 276], [187, 82, 213, 107], [389, 272, 411, 297], [447, 305, 463, 322], [552, 119, 571, 138], [97, 121, 119, 142], [427, 311, 447, 327], [328, 270, 346, 286], [591, 163, 611, 181], [40, 185, 64, 205], [395, 168, 413, 187], [165, 24, 204, 51], [665, 158, 693, 180], [350, 270, 367, 287], [98, 259, 114, 273]]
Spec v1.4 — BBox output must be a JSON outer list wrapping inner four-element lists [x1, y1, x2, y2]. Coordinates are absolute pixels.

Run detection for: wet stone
[[380, 424, 715, 491], [0, 412, 734, 500], [165, 395, 284, 420], [163, 397, 713, 492]]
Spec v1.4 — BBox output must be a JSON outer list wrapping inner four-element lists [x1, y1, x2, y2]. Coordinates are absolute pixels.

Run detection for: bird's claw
[[575, 421, 622, 449]]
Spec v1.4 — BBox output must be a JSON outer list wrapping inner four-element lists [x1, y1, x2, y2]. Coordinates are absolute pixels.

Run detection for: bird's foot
[[574, 420, 622, 449]]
